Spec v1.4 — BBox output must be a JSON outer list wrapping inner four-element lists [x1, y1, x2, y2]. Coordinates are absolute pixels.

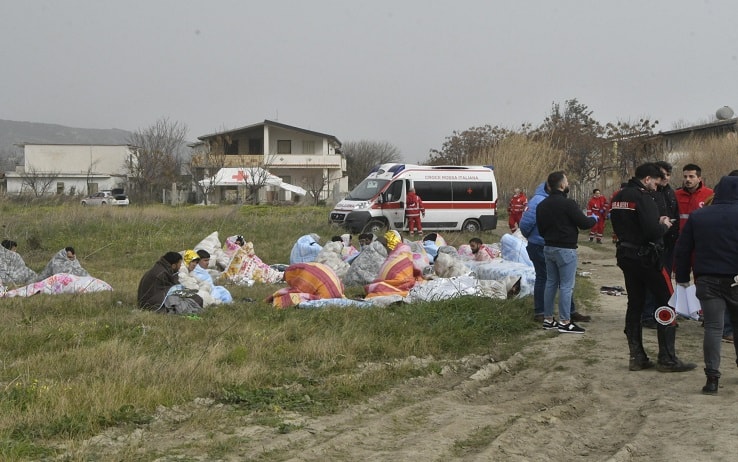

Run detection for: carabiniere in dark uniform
[[610, 162, 696, 372]]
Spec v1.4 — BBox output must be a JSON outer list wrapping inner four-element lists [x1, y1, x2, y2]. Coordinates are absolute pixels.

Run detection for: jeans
[[543, 246, 578, 322], [696, 276, 738, 376], [527, 243, 577, 316]]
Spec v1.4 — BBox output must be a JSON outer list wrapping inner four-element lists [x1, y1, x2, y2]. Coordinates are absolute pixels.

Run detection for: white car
[[80, 191, 130, 206]]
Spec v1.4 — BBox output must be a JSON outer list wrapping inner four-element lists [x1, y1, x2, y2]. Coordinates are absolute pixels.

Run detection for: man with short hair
[[611, 162, 696, 372], [137, 252, 187, 310], [675, 163, 713, 229], [536, 171, 597, 334], [468, 237, 494, 262], [642, 161, 680, 329], [195, 249, 233, 304], [520, 181, 592, 324], [675, 174, 738, 393]]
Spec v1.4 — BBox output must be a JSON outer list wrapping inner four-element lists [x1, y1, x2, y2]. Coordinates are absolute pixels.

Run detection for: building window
[[277, 140, 292, 154], [302, 140, 315, 154], [249, 138, 263, 154], [225, 139, 239, 155], [56, 182, 65, 195]]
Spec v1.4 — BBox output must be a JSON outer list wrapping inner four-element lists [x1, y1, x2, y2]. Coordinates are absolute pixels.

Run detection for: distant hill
[[0, 119, 133, 171]]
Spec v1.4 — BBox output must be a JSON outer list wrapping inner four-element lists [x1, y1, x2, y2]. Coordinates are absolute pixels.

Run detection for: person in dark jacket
[[611, 162, 696, 373], [520, 181, 591, 324], [642, 160, 680, 329], [536, 171, 597, 334], [137, 252, 185, 310], [675, 175, 738, 394]]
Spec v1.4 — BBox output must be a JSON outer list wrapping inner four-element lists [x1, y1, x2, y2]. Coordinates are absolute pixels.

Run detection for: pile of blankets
[[267, 231, 535, 309]]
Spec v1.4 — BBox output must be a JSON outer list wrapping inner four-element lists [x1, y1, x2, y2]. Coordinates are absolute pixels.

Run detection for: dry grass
[[0, 201, 544, 460], [669, 135, 738, 185]]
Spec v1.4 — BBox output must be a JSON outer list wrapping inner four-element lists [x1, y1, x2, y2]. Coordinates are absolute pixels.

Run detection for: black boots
[[702, 374, 719, 395], [656, 325, 697, 372], [625, 322, 654, 371]]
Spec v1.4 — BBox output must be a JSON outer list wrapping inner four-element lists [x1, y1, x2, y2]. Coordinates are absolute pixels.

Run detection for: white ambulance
[[330, 163, 498, 234]]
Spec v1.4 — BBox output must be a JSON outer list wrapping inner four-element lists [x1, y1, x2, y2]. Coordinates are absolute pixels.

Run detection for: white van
[[330, 163, 498, 234]]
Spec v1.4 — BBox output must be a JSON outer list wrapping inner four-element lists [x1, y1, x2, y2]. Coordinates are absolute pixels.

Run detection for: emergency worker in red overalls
[[405, 188, 425, 236], [587, 189, 608, 243], [507, 188, 528, 232]]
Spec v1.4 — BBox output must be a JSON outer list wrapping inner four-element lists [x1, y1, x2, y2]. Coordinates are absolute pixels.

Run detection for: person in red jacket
[[675, 163, 713, 229], [586, 188, 608, 243], [405, 188, 425, 236], [507, 188, 528, 232]]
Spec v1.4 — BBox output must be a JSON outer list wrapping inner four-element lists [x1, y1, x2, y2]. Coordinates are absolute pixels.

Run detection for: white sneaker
[[558, 322, 585, 334]]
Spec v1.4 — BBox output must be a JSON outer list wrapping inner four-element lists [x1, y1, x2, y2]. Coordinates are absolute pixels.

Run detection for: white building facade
[[4, 143, 132, 196]]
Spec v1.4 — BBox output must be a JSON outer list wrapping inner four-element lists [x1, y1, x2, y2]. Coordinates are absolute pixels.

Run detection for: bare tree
[[531, 99, 606, 185], [342, 140, 402, 189], [85, 159, 100, 195], [237, 151, 279, 204], [427, 126, 513, 166], [20, 165, 59, 197], [188, 135, 228, 205], [302, 171, 331, 205], [604, 118, 659, 177], [126, 117, 187, 203]]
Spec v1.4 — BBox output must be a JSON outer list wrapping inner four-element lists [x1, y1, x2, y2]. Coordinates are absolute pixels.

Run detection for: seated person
[[468, 237, 495, 262], [38, 246, 90, 280], [332, 235, 358, 261], [358, 233, 374, 249], [0, 240, 38, 286], [138, 252, 203, 313], [193, 249, 233, 304], [179, 250, 217, 307]]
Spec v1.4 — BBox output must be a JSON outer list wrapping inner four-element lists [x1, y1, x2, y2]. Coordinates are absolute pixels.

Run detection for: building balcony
[[222, 154, 345, 169]]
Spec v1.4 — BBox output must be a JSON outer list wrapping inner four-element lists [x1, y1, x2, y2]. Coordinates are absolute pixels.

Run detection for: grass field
[[0, 201, 596, 460]]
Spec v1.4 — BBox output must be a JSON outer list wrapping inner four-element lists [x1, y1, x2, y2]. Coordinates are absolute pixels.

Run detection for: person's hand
[[422, 211, 426, 217], [659, 216, 673, 228]]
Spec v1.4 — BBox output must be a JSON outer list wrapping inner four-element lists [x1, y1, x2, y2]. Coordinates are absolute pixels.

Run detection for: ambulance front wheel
[[462, 219, 481, 233], [363, 219, 388, 235]]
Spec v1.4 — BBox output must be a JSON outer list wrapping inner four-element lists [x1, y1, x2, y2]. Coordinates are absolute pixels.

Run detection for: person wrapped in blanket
[[137, 251, 203, 314], [37, 246, 90, 280], [193, 249, 233, 303], [179, 250, 220, 307]]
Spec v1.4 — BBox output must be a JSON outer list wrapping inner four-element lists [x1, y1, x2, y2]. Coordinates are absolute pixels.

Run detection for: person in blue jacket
[[520, 181, 591, 324]]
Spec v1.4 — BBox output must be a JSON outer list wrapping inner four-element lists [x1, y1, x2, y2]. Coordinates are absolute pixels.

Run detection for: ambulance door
[[381, 179, 407, 230]]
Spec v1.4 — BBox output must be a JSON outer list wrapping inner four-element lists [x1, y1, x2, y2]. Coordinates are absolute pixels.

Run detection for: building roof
[[14, 142, 135, 148], [655, 118, 738, 137], [196, 120, 341, 145]]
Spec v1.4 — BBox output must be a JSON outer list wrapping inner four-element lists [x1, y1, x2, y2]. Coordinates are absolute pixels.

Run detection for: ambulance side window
[[385, 181, 403, 202]]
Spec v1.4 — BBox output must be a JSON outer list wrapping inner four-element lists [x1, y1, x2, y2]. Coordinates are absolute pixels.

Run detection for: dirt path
[[79, 244, 738, 461]]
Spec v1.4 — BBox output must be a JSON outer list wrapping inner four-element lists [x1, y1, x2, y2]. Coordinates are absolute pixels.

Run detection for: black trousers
[[617, 251, 673, 328]]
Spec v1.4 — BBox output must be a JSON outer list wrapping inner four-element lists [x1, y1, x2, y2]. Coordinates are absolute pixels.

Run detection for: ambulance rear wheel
[[363, 220, 388, 235], [462, 219, 481, 233]]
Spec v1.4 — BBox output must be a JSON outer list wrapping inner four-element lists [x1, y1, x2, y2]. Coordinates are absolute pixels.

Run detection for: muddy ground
[[73, 243, 738, 461]]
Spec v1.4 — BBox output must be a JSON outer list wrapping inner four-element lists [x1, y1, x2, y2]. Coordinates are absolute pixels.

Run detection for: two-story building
[[3, 143, 132, 196], [190, 120, 347, 204]]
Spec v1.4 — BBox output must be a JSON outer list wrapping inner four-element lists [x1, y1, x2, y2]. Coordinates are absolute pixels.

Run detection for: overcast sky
[[2, 0, 737, 162]]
